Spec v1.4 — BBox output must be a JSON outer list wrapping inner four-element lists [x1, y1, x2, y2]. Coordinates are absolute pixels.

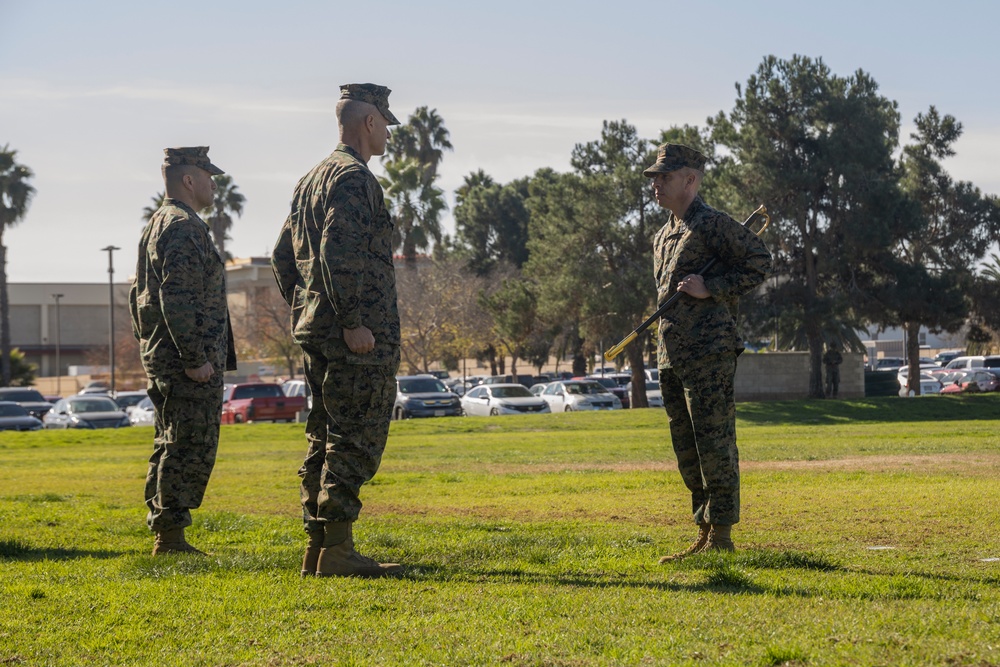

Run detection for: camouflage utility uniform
[[654, 196, 771, 526], [272, 143, 400, 530], [130, 196, 236, 532], [824, 349, 843, 398]]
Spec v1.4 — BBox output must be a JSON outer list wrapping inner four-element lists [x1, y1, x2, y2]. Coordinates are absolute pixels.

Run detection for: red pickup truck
[[221, 383, 307, 424]]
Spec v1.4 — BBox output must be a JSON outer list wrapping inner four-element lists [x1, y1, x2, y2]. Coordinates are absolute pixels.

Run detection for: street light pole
[[101, 246, 120, 393], [51, 293, 63, 396]]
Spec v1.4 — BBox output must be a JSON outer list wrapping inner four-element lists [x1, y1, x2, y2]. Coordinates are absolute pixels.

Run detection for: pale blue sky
[[2, 0, 998, 283]]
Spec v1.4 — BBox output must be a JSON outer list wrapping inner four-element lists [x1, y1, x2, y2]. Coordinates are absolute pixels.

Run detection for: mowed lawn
[[2, 396, 1000, 666]]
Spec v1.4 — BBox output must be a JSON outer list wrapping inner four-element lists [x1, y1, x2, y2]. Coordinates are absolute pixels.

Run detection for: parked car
[[482, 374, 535, 388], [129, 396, 156, 426], [929, 369, 966, 388], [461, 383, 551, 416], [112, 390, 148, 415], [393, 375, 463, 420], [869, 357, 905, 372], [538, 380, 621, 412], [895, 364, 941, 392], [0, 387, 54, 420], [943, 356, 992, 370], [897, 372, 943, 397], [281, 379, 313, 410], [939, 369, 1000, 394], [43, 396, 130, 429], [625, 380, 664, 408], [425, 370, 451, 380], [945, 356, 985, 370], [933, 350, 964, 366], [585, 375, 630, 409], [221, 383, 307, 424], [529, 383, 549, 396], [0, 401, 44, 431]]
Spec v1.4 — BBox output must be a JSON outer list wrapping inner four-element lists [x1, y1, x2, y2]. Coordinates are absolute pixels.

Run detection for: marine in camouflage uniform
[[824, 346, 843, 398], [646, 144, 772, 560], [129, 146, 237, 556], [272, 83, 402, 578]]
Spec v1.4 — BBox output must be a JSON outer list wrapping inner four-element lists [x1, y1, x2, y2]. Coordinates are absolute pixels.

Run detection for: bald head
[[337, 98, 379, 133], [336, 98, 391, 163], [162, 164, 199, 193]]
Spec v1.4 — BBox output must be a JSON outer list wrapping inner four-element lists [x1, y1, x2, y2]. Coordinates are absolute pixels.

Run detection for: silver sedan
[[43, 396, 131, 429], [461, 383, 551, 416]]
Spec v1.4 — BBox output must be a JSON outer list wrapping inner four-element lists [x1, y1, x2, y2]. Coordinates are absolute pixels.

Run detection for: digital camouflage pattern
[[130, 196, 236, 532], [339, 83, 401, 125], [144, 377, 224, 531], [130, 198, 236, 380], [653, 194, 771, 527], [271, 143, 401, 366], [271, 141, 401, 529], [298, 343, 396, 528], [162, 146, 224, 175], [824, 348, 843, 397], [659, 352, 740, 525], [643, 143, 708, 177], [652, 196, 772, 370]]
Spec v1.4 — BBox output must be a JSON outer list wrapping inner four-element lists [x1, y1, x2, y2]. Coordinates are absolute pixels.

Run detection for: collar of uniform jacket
[[680, 195, 707, 224], [335, 143, 365, 163], [161, 197, 206, 223]]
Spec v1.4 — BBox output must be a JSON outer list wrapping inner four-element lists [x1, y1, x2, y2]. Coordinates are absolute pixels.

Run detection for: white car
[[529, 383, 549, 396], [129, 396, 156, 426], [626, 380, 664, 408], [896, 364, 943, 393], [461, 383, 550, 416], [282, 379, 312, 410], [113, 390, 148, 416], [897, 372, 943, 397], [539, 380, 621, 412]]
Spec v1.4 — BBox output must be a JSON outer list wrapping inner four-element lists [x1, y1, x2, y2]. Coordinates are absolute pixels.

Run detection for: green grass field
[[2, 395, 1000, 666]]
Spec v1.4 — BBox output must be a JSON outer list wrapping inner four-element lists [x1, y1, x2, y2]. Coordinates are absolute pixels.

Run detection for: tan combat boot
[[301, 529, 324, 577], [658, 523, 711, 563], [704, 524, 735, 552], [152, 527, 206, 556], [316, 521, 403, 578]]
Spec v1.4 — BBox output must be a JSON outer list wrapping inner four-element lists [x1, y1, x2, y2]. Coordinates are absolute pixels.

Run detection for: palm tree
[[380, 158, 446, 268], [0, 145, 36, 386], [383, 106, 453, 186], [201, 174, 245, 261], [141, 191, 165, 222]]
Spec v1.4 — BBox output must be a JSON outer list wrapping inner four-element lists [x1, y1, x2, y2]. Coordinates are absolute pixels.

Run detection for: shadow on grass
[[391, 548, 989, 601], [0, 539, 122, 561], [400, 562, 786, 596], [736, 394, 1000, 426]]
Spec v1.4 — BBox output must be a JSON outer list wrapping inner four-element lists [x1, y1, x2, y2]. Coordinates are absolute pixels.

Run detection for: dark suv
[[393, 376, 463, 420], [0, 387, 54, 420]]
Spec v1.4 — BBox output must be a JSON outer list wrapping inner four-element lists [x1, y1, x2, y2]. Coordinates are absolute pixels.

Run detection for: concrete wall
[[735, 352, 865, 401]]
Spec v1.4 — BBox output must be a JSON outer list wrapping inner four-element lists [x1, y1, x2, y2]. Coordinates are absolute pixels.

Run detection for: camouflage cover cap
[[162, 146, 224, 175], [643, 143, 707, 177], [339, 83, 401, 126]]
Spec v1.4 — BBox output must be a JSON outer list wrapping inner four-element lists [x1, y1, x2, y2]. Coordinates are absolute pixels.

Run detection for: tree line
[[383, 55, 1000, 401], [3, 54, 1000, 400]]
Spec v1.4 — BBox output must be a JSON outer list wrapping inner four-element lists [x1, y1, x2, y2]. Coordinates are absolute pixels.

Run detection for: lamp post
[[51, 293, 63, 396], [101, 246, 120, 393]]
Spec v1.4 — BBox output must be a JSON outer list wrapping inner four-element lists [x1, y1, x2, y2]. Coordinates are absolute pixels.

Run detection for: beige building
[[9, 258, 283, 381], [8, 282, 131, 377]]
